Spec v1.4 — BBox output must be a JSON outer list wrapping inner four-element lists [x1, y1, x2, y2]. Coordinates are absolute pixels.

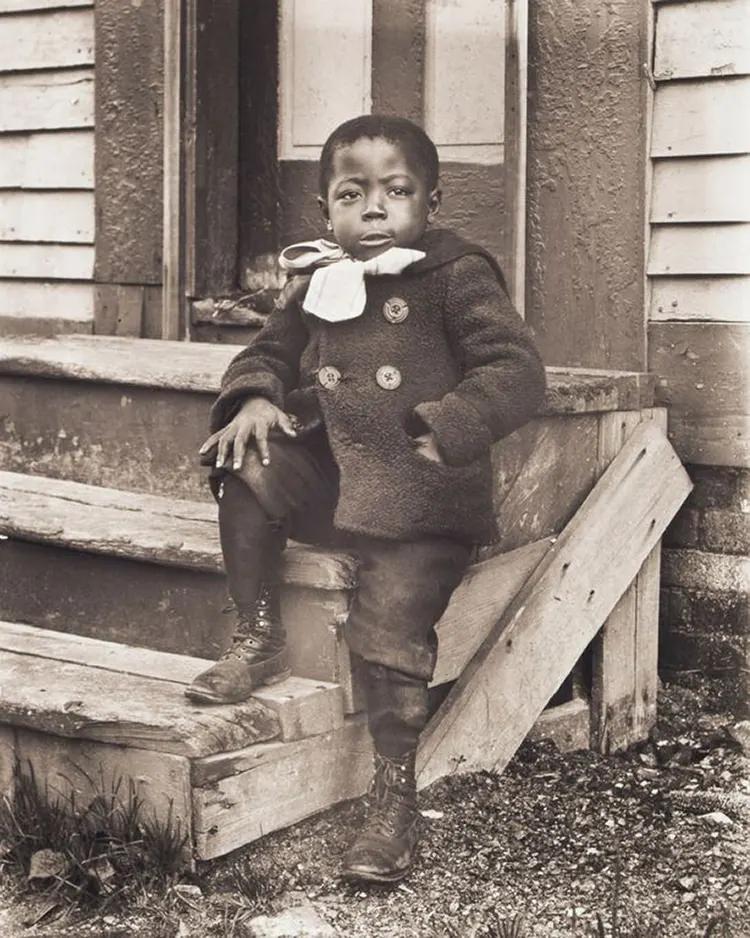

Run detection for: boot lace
[[219, 590, 281, 661], [362, 755, 415, 839]]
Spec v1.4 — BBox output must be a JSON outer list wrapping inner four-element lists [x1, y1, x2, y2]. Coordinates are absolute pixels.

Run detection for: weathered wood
[[649, 321, 750, 466], [527, 698, 591, 753], [651, 155, 750, 223], [94, 284, 164, 337], [94, 0, 163, 287], [371, 0, 425, 121], [0, 281, 93, 321], [0, 470, 359, 589], [184, 0, 239, 299], [161, 0, 183, 338], [0, 8, 93, 72], [0, 68, 93, 132], [654, 0, 750, 80], [192, 718, 374, 860], [0, 314, 92, 337], [0, 726, 15, 798], [0, 335, 655, 414], [0, 191, 94, 244], [503, 0, 529, 313], [489, 416, 599, 553], [0, 650, 280, 757], [432, 539, 552, 687], [648, 224, 750, 275], [0, 244, 93, 281], [417, 422, 692, 787], [12, 728, 192, 853], [0, 130, 93, 189], [650, 276, 750, 322], [651, 77, 750, 157], [634, 542, 661, 737], [0, 621, 344, 743]]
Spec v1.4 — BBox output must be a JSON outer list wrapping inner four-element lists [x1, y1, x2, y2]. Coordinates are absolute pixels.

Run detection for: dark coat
[[211, 229, 546, 544]]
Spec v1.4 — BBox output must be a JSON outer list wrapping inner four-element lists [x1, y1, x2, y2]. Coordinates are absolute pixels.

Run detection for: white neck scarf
[[278, 239, 425, 323]]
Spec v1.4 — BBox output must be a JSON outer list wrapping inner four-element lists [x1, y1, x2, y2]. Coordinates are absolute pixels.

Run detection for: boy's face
[[319, 137, 441, 261]]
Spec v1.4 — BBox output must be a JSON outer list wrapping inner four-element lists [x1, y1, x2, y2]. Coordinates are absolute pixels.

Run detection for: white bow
[[278, 239, 425, 323]]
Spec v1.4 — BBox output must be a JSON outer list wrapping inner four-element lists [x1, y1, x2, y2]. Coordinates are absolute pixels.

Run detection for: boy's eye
[[338, 190, 360, 202], [389, 186, 410, 197]]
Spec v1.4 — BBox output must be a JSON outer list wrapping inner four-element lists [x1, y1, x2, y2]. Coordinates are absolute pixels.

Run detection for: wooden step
[[0, 334, 654, 500]]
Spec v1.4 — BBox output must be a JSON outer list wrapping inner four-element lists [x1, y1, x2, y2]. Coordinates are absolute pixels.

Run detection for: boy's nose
[[362, 197, 386, 219]]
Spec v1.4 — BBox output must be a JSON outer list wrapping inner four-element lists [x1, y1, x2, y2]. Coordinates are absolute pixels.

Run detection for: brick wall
[[660, 467, 750, 711]]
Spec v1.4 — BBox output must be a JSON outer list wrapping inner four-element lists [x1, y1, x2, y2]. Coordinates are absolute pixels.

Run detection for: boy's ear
[[317, 195, 329, 221], [427, 188, 442, 222]]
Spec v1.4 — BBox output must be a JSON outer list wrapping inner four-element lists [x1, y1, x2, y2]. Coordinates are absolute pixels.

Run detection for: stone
[[728, 720, 750, 756], [700, 811, 733, 828], [243, 903, 338, 938]]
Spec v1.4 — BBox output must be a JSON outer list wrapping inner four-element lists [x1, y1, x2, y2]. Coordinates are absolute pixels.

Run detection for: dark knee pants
[[216, 433, 470, 683]]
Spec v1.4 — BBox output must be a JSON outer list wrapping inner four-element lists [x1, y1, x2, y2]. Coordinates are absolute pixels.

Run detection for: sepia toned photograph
[[0, 1, 748, 935]]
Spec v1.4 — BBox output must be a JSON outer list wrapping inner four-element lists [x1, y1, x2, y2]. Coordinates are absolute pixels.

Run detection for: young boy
[[186, 115, 546, 883]]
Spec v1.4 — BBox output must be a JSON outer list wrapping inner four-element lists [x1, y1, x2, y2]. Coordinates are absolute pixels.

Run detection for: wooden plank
[[417, 422, 692, 787], [654, 0, 750, 80], [0, 68, 93, 132], [0, 8, 93, 72], [651, 77, 750, 156], [432, 539, 552, 686], [161, 0, 183, 338], [0, 621, 344, 743], [0, 334, 654, 414], [0, 726, 15, 798], [0, 649, 280, 757], [527, 698, 591, 753], [192, 718, 374, 860], [94, 284, 146, 337], [648, 224, 750, 275], [634, 541, 661, 738], [650, 276, 750, 322], [651, 156, 750, 223], [371, 0, 425, 122], [94, 0, 163, 287], [0, 314, 92, 336], [0, 191, 94, 244], [489, 416, 600, 553], [0, 243, 93, 280], [0, 0, 91, 11], [649, 321, 750, 466], [13, 728, 192, 852], [0, 280, 93, 320], [0, 470, 359, 589], [184, 0, 239, 299], [0, 130, 93, 189]]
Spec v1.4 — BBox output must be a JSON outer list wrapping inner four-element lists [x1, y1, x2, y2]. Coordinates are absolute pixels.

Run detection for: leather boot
[[342, 663, 427, 883], [184, 583, 290, 704], [342, 748, 419, 883]]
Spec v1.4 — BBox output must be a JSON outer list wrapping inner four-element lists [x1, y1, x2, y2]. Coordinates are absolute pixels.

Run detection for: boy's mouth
[[359, 231, 394, 246]]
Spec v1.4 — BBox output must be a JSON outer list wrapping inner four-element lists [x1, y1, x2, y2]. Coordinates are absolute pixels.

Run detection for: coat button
[[383, 297, 409, 324], [317, 365, 341, 389], [375, 365, 402, 390]]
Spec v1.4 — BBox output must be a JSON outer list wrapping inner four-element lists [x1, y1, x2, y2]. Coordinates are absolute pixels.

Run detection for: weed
[[487, 911, 527, 937], [0, 756, 189, 911]]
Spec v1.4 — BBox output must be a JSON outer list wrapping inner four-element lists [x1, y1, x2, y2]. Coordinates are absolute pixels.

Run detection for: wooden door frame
[[173, 0, 528, 337]]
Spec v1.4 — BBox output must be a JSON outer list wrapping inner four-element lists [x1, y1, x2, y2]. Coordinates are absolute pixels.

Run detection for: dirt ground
[[1, 676, 748, 937]]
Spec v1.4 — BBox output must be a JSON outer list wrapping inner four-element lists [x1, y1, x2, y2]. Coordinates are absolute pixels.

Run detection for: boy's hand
[[199, 397, 297, 469], [412, 432, 444, 464]]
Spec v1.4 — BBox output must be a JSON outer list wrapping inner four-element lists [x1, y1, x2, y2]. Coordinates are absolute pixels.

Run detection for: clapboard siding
[[648, 1, 750, 467], [0, 130, 93, 188], [651, 155, 750, 222], [651, 77, 750, 157], [0, 8, 94, 73], [648, 224, 750, 275], [0, 191, 94, 243], [650, 276, 750, 322], [0, 280, 94, 320], [0, 69, 94, 132], [654, 0, 750, 80], [0, 1, 91, 10], [0, 244, 94, 279], [0, 4, 96, 326]]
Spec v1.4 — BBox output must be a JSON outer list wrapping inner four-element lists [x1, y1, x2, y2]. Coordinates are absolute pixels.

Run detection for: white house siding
[[649, 0, 750, 705], [0, 1, 95, 333]]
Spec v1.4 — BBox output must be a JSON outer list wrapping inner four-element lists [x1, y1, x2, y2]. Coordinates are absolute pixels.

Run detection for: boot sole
[[341, 865, 411, 885], [183, 657, 292, 705]]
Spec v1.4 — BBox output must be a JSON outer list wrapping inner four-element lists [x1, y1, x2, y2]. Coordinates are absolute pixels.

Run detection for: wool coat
[[210, 228, 546, 544]]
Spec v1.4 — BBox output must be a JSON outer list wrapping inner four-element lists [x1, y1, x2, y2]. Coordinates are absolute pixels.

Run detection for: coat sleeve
[[412, 254, 546, 466], [208, 285, 310, 433]]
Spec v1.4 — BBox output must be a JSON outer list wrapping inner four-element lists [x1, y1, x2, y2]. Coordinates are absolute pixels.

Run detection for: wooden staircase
[[0, 335, 692, 864]]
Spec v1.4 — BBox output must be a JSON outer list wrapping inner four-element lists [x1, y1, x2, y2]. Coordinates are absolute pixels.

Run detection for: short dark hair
[[318, 115, 439, 196]]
